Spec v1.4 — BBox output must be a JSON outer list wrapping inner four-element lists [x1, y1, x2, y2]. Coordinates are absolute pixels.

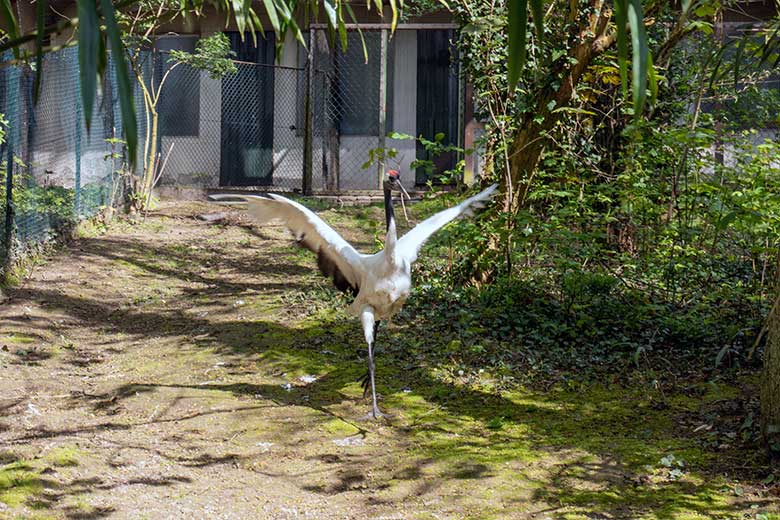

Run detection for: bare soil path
[[0, 201, 777, 519]]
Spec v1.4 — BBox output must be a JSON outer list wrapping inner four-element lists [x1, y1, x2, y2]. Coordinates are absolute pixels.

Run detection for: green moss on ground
[[0, 333, 37, 345], [0, 460, 43, 507], [2, 200, 776, 518], [0, 446, 85, 511]]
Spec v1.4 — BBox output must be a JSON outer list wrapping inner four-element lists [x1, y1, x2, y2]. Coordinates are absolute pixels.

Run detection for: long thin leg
[[361, 321, 381, 399], [367, 335, 381, 418], [360, 307, 384, 419], [373, 320, 381, 343]]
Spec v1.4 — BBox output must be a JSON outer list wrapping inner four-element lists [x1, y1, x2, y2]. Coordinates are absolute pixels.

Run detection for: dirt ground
[[0, 201, 778, 519]]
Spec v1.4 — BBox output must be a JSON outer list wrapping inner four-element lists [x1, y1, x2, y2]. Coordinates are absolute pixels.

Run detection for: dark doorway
[[220, 33, 276, 186], [415, 30, 459, 186]]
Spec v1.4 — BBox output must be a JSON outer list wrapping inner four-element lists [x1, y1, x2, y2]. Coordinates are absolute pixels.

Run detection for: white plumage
[[210, 183, 497, 418]]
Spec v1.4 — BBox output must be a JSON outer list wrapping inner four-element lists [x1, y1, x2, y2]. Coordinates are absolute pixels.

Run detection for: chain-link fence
[[154, 57, 324, 191], [152, 32, 393, 194], [153, 28, 404, 193], [311, 28, 392, 192], [0, 37, 393, 269], [1, 28, 462, 269], [1, 47, 126, 269], [310, 27, 462, 190]]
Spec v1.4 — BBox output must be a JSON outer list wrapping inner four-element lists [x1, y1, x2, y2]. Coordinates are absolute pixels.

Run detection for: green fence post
[[75, 69, 82, 218], [3, 69, 17, 279]]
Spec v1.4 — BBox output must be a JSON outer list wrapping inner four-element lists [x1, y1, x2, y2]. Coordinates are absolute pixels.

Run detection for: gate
[[219, 33, 276, 187]]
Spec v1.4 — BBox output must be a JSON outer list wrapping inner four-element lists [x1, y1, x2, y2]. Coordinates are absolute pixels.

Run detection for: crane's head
[[384, 170, 410, 200]]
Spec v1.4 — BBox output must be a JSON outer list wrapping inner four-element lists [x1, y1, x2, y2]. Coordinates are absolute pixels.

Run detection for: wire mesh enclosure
[[310, 27, 463, 190], [152, 27, 463, 194], [0, 27, 464, 268], [153, 57, 324, 192], [152, 29, 396, 194], [0, 48, 126, 267], [311, 28, 391, 192]]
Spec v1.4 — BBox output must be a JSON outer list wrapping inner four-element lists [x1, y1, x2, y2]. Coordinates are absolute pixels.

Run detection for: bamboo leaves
[[627, 0, 649, 117], [0, 0, 20, 58], [77, 0, 100, 130], [529, 0, 543, 48], [507, 0, 543, 90], [507, 0, 654, 119], [507, 0, 528, 90], [100, 0, 137, 165]]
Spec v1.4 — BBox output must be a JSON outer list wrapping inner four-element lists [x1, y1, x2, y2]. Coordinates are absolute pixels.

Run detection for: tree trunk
[[761, 288, 780, 459], [507, 117, 552, 212], [143, 110, 159, 209], [506, 6, 616, 213]]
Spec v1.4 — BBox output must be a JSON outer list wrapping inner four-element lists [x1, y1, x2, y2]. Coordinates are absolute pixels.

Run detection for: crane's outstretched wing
[[209, 193, 366, 296], [397, 184, 498, 264]]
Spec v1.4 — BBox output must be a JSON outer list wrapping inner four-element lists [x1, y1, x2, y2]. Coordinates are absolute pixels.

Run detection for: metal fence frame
[[155, 26, 457, 195], [152, 29, 394, 195], [0, 27, 465, 272], [1, 48, 126, 272]]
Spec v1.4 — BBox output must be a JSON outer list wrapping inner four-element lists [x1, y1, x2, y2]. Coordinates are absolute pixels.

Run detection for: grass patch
[[0, 446, 82, 509], [45, 447, 82, 468], [0, 461, 43, 507], [0, 332, 37, 345], [322, 418, 361, 436]]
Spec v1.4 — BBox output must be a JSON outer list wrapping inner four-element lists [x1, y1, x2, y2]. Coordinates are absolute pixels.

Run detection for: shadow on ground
[[1, 205, 776, 519]]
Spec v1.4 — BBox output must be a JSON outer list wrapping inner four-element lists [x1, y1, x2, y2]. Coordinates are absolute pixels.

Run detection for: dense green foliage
[[169, 33, 237, 79], [0, 167, 77, 231], [406, 22, 780, 382]]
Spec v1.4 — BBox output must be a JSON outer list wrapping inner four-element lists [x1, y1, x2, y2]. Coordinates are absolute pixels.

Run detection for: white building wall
[[159, 71, 222, 186], [387, 30, 418, 184], [271, 31, 317, 190]]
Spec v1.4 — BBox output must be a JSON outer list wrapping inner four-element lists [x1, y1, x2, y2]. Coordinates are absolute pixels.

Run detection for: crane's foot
[[358, 407, 392, 421], [372, 404, 391, 420]]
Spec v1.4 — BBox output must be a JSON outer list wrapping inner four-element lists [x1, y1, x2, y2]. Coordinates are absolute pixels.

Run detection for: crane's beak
[[395, 177, 411, 201], [392, 177, 411, 224]]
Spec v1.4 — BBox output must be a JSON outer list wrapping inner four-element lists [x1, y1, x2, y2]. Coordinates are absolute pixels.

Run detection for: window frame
[[155, 34, 202, 138]]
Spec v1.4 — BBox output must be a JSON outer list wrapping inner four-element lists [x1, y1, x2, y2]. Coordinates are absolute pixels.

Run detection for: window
[[332, 31, 394, 136], [299, 30, 395, 137], [156, 35, 201, 137]]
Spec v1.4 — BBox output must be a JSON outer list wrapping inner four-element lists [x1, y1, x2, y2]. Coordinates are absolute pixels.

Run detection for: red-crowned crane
[[210, 173, 497, 418]]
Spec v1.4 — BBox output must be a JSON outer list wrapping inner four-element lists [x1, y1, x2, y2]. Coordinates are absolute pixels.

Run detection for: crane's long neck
[[383, 183, 395, 231], [383, 182, 398, 262]]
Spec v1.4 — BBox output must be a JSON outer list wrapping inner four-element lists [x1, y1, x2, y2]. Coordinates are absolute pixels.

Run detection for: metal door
[[220, 33, 276, 186], [415, 30, 459, 185]]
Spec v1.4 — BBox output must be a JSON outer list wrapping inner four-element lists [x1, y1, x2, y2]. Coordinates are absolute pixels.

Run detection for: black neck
[[383, 183, 395, 231]]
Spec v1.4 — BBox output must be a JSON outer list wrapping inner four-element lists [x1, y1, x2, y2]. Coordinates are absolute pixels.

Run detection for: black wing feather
[[297, 233, 359, 297]]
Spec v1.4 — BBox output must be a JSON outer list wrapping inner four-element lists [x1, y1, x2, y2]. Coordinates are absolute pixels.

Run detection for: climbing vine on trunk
[[761, 284, 780, 458]]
